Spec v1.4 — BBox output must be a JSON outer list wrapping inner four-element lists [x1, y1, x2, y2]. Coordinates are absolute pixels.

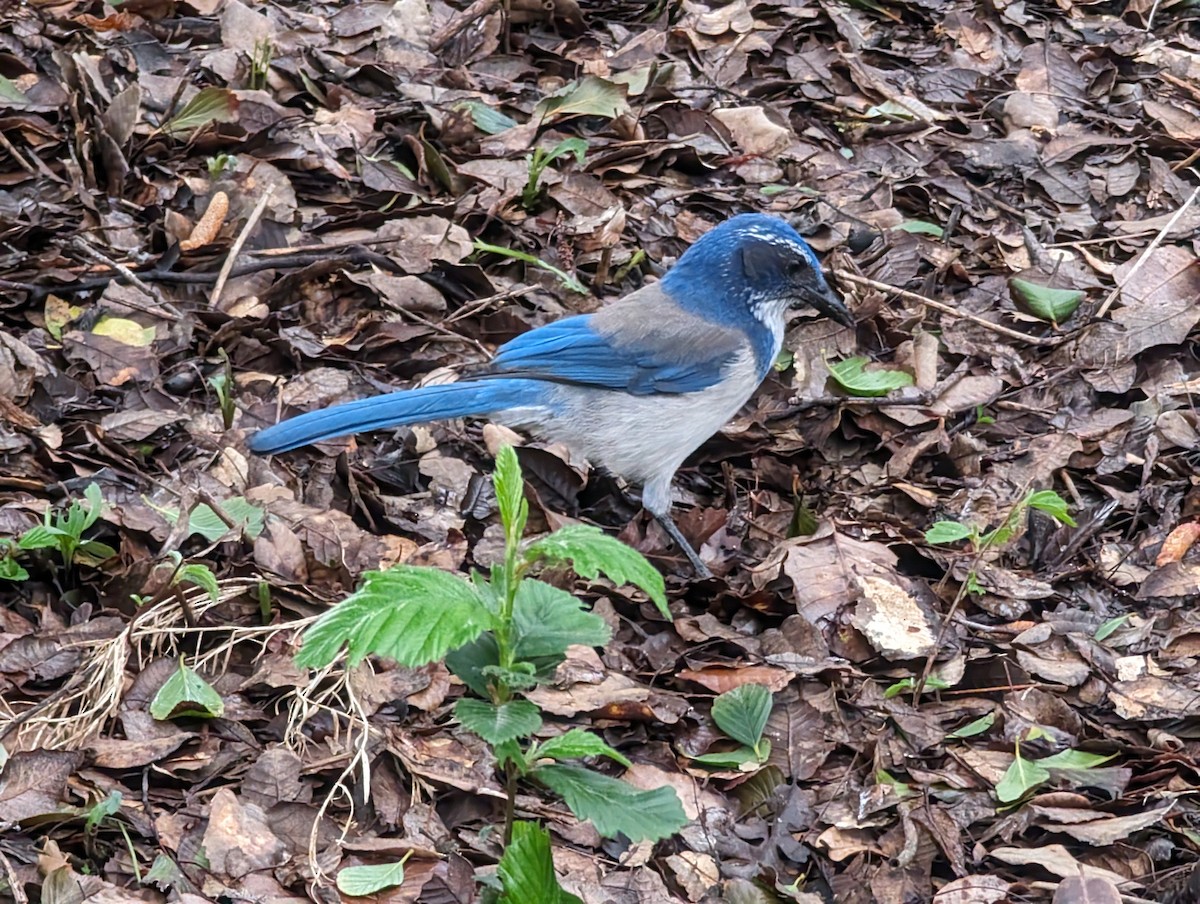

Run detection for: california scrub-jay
[[247, 213, 853, 577]]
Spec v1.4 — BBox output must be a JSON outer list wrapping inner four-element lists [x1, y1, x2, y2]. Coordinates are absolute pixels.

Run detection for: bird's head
[[662, 213, 854, 330]]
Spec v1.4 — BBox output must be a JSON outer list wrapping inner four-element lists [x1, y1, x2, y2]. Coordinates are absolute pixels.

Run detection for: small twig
[[71, 238, 183, 321], [833, 271, 1058, 347], [210, 188, 273, 309], [1094, 179, 1200, 320], [429, 0, 503, 52], [0, 129, 36, 174]]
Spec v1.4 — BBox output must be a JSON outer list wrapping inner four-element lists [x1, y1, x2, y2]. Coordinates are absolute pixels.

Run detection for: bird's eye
[[786, 259, 810, 281]]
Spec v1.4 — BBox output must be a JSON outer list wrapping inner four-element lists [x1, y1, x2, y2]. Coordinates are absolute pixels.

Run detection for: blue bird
[[247, 213, 853, 577]]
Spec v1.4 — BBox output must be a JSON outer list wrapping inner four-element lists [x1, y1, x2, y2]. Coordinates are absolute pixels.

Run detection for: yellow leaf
[[92, 317, 155, 347]]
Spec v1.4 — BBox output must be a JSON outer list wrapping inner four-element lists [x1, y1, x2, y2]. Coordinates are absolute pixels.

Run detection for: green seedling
[[293, 445, 686, 869]]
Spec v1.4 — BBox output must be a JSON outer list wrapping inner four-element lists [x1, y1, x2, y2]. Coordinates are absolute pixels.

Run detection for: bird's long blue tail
[[246, 378, 546, 455]]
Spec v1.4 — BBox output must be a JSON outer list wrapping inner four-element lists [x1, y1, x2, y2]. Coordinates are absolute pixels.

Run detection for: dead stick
[[834, 271, 1058, 347], [210, 188, 272, 309], [1094, 178, 1200, 320], [429, 0, 503, 52]]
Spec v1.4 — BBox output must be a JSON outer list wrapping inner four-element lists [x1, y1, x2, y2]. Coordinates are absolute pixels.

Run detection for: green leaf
[[188, 498, 265, 541], [1026, 490, 1077, 527], [81, 483, 104, 530], [995, 750, 1049, 803], [690, 746, 762, 769], [534, 76, 629, 123], [445, 633, 503, 698], [532, 728, 630, 767], [17, 525, 61, 551], [143, 854, 184, 889], [882, 674, 949, 698], [1095, 614, 1129, 642], [162, 87, 239, 136], [0, 554, 28, 581], [472, 240, 587, 294], [892, 220, 944, 238], [177, 563, 221, 602], [149, 660, 225, 720], [494, 445, 528, 542], [336, 858, 409, 896], [711, 684, 773, 749], [924, 521, 974, 545], [498, 822, 583, 904], [1038, 749, 1116, 770], [540, 137, 588, 167], [455, 698, 543, 746], [524, 524, 668, 618], [455, 100, 520, 135], [1009, 277, 1084, 324], [0, 76, 30, 104], [84, 790, 122, 833], [533, 764, 686, 841], [296, 566, 491, 668], [947, 712, 995, 739], [151, 496, 265, 542], [513, 580, 612, 659], [829, 357, 914, 397]]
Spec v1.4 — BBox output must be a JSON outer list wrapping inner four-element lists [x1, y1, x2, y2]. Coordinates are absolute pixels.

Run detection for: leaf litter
[[1, 0, 1199, 901]]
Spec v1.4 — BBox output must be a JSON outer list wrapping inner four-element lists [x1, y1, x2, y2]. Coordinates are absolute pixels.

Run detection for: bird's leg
[[653, 512, 712, 579]]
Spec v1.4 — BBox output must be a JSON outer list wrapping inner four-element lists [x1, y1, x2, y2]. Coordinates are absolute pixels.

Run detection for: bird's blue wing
[[484, 294, 748, 395]]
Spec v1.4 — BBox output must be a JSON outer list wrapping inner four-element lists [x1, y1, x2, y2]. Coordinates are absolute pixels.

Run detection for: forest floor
[[2, 0, 1200, 901]]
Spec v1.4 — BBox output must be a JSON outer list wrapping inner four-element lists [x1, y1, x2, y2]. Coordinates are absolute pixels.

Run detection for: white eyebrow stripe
[[740, 227, 812, 256]]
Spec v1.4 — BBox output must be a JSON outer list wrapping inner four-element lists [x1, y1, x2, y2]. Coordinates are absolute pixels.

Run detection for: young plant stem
[[503, 765, 518, 844]]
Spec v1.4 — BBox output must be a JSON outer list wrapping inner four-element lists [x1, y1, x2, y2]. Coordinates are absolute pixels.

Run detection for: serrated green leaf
[[296, 565, 491, 668], [533, 729, 630, 767], [893, 220, 944, 238], [336, 859, 408, 896], [524, 524, 667, 618], [162, 87, 239, 136], [1026, 490, 1077, 527], [456, 100, 520, 135], [828, 356, 913, 397], [711, 684, 772, 749], [498, 822, 583, 904], [534, 76, 629, 123], [494, 445, 528, 541], [924, 521, 974, 545], [455, 698, 542, 745], [1009, 277, 1083, 324], [149, 660, 224, 720], [995, 751, 1049, 803], [513, 580, 612, 659], [533, 764, 686, 841]]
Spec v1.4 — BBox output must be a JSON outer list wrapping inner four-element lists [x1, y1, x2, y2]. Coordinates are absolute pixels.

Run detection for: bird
[[247, 213, 853, 577]]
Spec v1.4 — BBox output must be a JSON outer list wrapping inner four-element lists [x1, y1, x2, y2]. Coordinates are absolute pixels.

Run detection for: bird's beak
[[801, 280, 855, 328]]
